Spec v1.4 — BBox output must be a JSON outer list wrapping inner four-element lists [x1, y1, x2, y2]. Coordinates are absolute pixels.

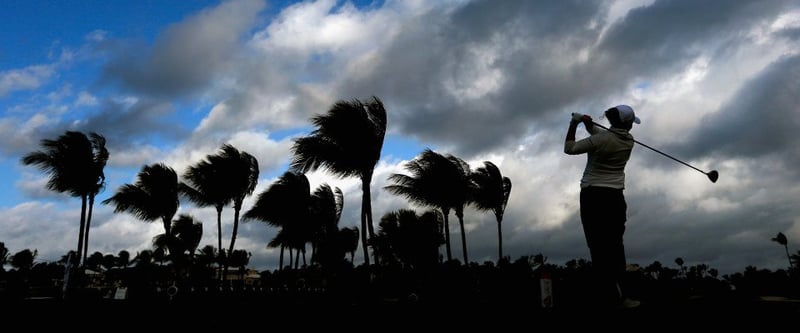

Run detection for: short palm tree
[[244, 171, 312, 269], [470, 161, 512, 261], [172, 214, 203, 260], [339, 226, 359, 264], [290, 96, 387, 266], [9, 249, 37, 272], [374, 209, 444, 269], [309, 184, 344, 268], [21, 131, 109, 267], [102, 163, 180, 251]]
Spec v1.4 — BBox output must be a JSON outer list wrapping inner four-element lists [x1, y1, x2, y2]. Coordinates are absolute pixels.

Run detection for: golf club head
[[707, 170, 719, 183]]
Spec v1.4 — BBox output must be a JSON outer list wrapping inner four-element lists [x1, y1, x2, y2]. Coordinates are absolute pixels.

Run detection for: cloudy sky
[[2, 0, 799, 276]]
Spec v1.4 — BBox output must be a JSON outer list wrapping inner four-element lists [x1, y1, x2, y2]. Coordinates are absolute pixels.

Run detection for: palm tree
[[153, 214, 203, 269], [117, 250, 131, 269], [195, 245, 219, 270], [85, 251, 105, 272], [244, 171, 312, 270], [384, 148, 469, 263], [267, 230, 291, 270], [445, 154, 473, 264], [9, 249, 37, 272], [771, 232, 792, 269], [21, 131, 109, 267], [309, 184, 344, 268], [374, 209, 444, 269], [227, 249, 251, 281], [172, 214, 203, 260], [0, 242, 8, 272], [675, 257, 686, 278], [470, 161, 512, 261], [81, 133, 109, 265], [102, 163, 180, 250], [213, 144, 259, 258], [289, 96, 387, 266], [180, 151, 231, 262], [339, 227, 359, 264], [181, 144, 258, 279]]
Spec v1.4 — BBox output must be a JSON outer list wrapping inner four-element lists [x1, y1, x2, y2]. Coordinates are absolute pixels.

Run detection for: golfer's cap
[[615, 104, 640, 124]]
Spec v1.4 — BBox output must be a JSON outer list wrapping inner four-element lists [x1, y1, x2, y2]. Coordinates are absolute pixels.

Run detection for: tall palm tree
[[102, 163, 180, 251], [180, 152, 231, 261], [81, 133, 109, 265], [446, 154, 473, 264], [772, 232, 792, 269], [470, 161, 512, 261], [21, 131, 109, 267], [244, 171, 312, 270], [213, 144, 259, 257], [385, 148, 470, 263], [289, 96, 387, 266]]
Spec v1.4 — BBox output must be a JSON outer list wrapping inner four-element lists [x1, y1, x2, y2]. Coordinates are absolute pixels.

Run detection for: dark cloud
[[336, 0, 798, 159], [687, 54, 800, 168], [337, 0, 606, 156], [100, 0, 266, 99], [76, 98, 188, 151]]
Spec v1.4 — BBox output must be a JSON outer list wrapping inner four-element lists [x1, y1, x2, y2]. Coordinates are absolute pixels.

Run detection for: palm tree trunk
[[441, 208, 452, 262], [82, 193, 96, 265], [497, 218, 503, 262], [225, 206, 242, 281], [228, 207, 241, 256], [785, 244, 792, 268], [360, 179, 372, 266], [457, 212, 468, 264], [76, 195, 88, 267], [216, 208, 223, 281], [362, 173, 380, 266], [279, 246, 284, 271]]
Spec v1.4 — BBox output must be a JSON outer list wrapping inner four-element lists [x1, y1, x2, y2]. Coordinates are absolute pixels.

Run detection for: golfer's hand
[[571, 113, 592, 124]]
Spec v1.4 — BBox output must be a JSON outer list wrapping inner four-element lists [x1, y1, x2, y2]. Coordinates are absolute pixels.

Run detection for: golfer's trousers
[[580, 185, 627, 305]]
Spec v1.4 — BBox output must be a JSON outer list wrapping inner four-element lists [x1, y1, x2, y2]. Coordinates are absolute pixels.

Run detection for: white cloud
[[0, 65, 55, 97]]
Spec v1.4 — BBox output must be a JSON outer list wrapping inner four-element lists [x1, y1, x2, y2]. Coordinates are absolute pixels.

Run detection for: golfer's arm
[[586, 121, 598, 134], [564, 121, 579, 154]]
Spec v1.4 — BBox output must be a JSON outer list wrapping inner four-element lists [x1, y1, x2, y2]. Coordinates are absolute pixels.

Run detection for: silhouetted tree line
[[2, 240, 799, 308], [5, 96, 799, 306]]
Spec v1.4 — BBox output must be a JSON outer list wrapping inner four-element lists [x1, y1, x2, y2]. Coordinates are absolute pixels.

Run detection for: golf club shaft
[[590, 121, 708, 175]]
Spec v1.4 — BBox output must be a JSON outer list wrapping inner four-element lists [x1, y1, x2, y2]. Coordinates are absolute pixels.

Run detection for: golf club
[[590, 121, 719, 183]]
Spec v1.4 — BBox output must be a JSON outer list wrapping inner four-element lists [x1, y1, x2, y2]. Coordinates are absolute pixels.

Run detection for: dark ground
[[7, 291, 799, 329]]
